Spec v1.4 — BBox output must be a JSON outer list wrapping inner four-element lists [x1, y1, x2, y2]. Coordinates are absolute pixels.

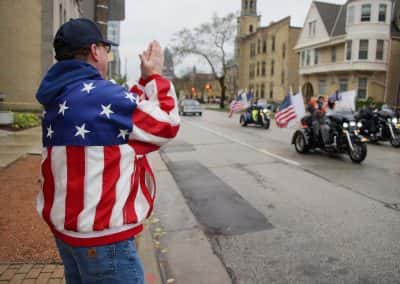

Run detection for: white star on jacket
[[47, 125, 54, 139], [81, 82, 96, 94], [58, 101, 69, 116], [117, 129, 129, 140], [100, 104, 114, 119], [75, 123, 91, 139], [124, 92, 136, 103]]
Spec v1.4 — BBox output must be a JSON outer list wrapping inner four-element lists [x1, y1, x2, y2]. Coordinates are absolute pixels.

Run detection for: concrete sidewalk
[[0, 127, 162, 284]]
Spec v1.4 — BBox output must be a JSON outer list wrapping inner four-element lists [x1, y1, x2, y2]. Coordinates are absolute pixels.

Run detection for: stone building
[[236, 0, 301, 103], [0, 0, 81, 110]]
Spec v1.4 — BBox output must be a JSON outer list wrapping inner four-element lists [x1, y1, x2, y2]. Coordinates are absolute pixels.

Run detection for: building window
[[331, 46, 337, 62], [346, 40, 352, 60], [306, 50, 311, 65], [249, 25, 254, 33], [250, 0, 253, 9], [262, 40, 267, 53], [358, 78, 368, 99], [376, 40, 384, 60], [361, 4, 371, 22], [281, 70, 285, 85], [256, 85, 259, 97], [245, 0, 248, 9], [379, 4, 387, 22], [272, 36, 276, 52], [256, 62, 260, 76], [308, 21, 316, 37], [359, 40, 369, 60], [261, 84, 265, 98], [318, 80, 327, 95], [257, 39, 261, 54], [339, 78, 348, 92], [271, 60, 275, 76], [250, 43, 256, 57], [301, 51, 305, 66], [347, 6, 355, 25], [282, 43, 286, 59], [270, 83, 274, 99], [314, 49, 319, 65], [261, 61, 266, 76], [59, 4, 63, 26], [249, 64, 255, 79]]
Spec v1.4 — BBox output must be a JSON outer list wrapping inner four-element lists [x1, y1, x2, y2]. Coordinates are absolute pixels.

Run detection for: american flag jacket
[[36, 60, 180, 246]]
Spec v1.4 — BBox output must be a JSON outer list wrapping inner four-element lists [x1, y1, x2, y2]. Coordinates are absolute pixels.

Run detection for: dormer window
[[361, 4, 371, 22], [379, 4, 387, 22]]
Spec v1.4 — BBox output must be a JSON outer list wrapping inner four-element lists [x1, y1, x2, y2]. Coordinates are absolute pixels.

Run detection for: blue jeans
[[55, 237, 144, 284]]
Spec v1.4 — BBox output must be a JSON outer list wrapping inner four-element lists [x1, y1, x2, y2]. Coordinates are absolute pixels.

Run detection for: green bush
[[356, 97, 383, 111], [12, 113, 41, 129]]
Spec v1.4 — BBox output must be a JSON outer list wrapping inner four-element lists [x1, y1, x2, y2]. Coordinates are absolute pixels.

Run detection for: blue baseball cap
[[53, 18, 118, 51]]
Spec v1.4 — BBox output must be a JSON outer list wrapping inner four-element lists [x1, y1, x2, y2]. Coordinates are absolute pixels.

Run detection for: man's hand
[[140, 41, 164, 79]]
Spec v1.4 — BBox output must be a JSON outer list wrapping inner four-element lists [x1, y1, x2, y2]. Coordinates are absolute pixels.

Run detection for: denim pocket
[[77, 245, 116, 278]]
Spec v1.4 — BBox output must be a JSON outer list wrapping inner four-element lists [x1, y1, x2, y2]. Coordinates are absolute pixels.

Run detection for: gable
[[295, 2, 331, 48]]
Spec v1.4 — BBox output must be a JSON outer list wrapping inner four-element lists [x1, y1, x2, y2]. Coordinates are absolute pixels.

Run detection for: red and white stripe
[[275, 106, 297, 128], [37, 145, 154, 246], [37, 75, 180, 246], [130, 75, 180, 155]]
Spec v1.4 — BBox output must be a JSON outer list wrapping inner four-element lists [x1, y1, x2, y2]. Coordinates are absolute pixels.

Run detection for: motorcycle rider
[[308, 96, 334, 147]]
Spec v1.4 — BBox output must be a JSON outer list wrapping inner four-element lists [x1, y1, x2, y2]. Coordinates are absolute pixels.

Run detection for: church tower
[[238, 0, 260, 37], [235, 0, 261, 61]]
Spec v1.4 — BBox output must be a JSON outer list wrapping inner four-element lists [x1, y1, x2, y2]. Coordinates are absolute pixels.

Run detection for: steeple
[[237, 0, 260, 38], [241, 0, 258, 16]]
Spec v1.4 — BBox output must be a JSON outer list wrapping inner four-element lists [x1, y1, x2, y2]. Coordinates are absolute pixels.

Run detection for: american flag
[[229, 91, 253, 117], [275, 95, 297, 128], [38, 75, 180, 246]]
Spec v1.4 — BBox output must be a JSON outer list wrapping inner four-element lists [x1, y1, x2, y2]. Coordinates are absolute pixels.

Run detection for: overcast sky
[[120, 0, 346, 83]]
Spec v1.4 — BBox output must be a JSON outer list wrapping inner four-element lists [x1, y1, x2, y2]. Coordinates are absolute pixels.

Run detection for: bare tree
[[170, 13, 236, 109]]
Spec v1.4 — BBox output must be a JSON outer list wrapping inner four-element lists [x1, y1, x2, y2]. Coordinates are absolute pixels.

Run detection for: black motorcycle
[[292, 111, 368, 163], [240, 105, 271, 129], [356, 108, 400, 148]]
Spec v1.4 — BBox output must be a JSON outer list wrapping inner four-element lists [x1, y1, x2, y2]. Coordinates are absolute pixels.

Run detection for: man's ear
[[89, 44, 100, 62]]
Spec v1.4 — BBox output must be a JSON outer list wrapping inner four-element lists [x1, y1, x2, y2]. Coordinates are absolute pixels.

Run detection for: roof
[[314, 1, 342, 34], [331, 4, 347, 36]]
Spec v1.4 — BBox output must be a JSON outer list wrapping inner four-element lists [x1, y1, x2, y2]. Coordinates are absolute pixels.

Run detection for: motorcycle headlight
[[263, 109, 268, 113], [350, 121, 356, 127], [392, 118, 398, 124], [357, 122, 362, 128], [343, 122, 349, 128]]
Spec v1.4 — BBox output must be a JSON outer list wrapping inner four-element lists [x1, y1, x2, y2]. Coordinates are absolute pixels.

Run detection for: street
[[155, 109, 400, 284]]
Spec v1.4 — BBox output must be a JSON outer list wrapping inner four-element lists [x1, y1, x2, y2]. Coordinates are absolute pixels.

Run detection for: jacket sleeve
[[128, 74, 180, 155]]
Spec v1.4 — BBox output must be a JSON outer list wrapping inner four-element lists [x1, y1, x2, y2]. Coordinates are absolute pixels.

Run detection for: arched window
[[249, 25, 253, 33]]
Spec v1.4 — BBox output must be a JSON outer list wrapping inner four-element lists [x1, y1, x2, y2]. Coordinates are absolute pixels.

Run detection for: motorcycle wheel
[[294, 132, 308, 154], [348, 143, 367, 164], [240, 116, 247, 127], [263, 119, 270, 130], [390, 137, 400, 148]]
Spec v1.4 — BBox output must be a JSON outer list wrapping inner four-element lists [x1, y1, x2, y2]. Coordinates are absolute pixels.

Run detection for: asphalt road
[[159, 109, 400, 284]]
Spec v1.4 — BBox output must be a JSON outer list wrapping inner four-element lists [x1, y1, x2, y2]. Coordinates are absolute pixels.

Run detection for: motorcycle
[[356, 108, 400, 148], [240, 105, 271, 129], [292, 111, 368, 163]]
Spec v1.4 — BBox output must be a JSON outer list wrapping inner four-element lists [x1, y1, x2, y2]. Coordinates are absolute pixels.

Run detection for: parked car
[[179, 99, 202, 116]]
